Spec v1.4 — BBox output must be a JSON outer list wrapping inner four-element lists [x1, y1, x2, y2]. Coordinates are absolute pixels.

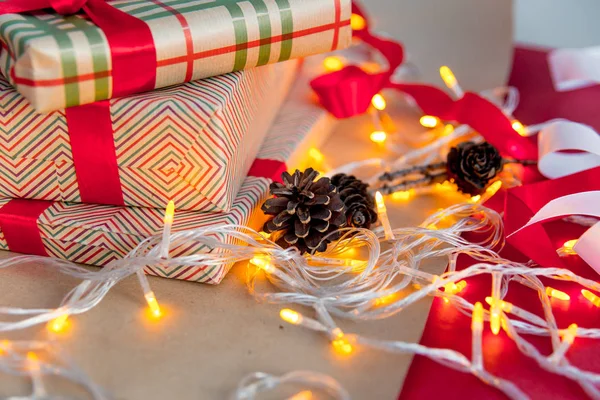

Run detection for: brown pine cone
[[331, 173, 378, 229], [261, 168, 346, 254], [446, 142, 503, 195]]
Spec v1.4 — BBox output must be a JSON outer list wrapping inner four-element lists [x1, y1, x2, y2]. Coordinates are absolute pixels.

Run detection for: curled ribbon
[[0, 0, 157, 98], [311, 1, 536, 159], [548, 46, 600, 91]]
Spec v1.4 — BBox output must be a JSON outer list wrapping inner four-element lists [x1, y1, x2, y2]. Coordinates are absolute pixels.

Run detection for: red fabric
[[399, 47, 600, 400], [66, 101, 125, 205], [0, 0, 157, 98], [0, 199, 51, 256], [247, 159, 287, 184]]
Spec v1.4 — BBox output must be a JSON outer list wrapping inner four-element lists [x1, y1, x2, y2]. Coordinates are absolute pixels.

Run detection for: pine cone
[[261, 168, 346, 254], [331, 173, 378, 229], [446, 142, 503, 195]]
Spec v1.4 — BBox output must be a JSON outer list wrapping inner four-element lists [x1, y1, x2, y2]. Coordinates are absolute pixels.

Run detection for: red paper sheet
[[399, 46, 600, 399]]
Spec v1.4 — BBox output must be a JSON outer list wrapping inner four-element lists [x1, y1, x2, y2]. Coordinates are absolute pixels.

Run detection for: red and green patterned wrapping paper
[[0, 61, 337, 284], [0, 59, 297, 212], [0, 0, 351, 113]]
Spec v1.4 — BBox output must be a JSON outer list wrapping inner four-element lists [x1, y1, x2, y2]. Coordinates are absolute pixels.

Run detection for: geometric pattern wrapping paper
[[0, 60, 338, 284], [0, 0, 351, 112], [0, 60, 298, 212]]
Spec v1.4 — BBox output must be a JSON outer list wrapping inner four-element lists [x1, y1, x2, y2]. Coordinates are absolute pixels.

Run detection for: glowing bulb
[[374, 293, 398, 306], [280, 308, 302, 325], [391, 190, 411, 201], [323, 56, 344, 72], [371, 94, 387, 111], [259, 231, 271, 240], [370, 130, 387, 143], [562, 323, 578, 345], [332, 337, 353, 355], [470, 195, 481, 203], [350, 13, 366, 30], [582, 289, 600, 307], [440, 66, 457, 88], [441, 124, 454, 136], [546, 287, 570, 301], [419, 115, 439, 128], [0, 340, 9, 355], [144, 291, 162, 318], [375, 191, 394, 240], [472, 302, 484, 330], [512, 120, 527, 137], [485, 296, 513, 312], [308, 148, 325, 163], [564, 239, 578, 249], [48, 313, 69, 333], [163, 200, 175, 224], [289, 390, 314, 400], [250, 256, 275, 273], [26, 352, 40, 371]]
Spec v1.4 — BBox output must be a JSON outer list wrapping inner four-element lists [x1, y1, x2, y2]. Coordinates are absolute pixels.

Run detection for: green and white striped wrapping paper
[[0, 59, 338, 284], [0, 58, 298, 212], [0, 0, 351, 113]]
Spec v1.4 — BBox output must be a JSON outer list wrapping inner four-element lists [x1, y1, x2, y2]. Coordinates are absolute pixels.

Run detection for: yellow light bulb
[[456, 280, 467, 292], [562, 323, 578, 345], [546, 287, 570, 301], [371, 94, 387, 111], [470, 195, 481, 203], [332, 337, 353, 355], [144, 291, 162, 318], [374, 293, 398, 306], [375, 191, 394, 240], [370, 130, 387, 143], [391, 190, 411, 201], [308, 148, 325, 163], [486, 181, 503, 196], [289, 390, 314, 400], [323, 56, 344, 72], [564, 239, 578, 250], [280, 308, 302, 325], [0, 340, 9, 355], [350, 13, 366, 30], [490, 307, 501, 335], [48, 313, 69, 333], [511, 120, 527, 137], [439, 65, 457, 88], [419, 115, 439, 128], [582, 289, 600, 307], [484, 296, 513, 312], [259, 231, 271, 240], [26, 352, 40, 371], [444, 282, 458, 293], [472, 301, 484, 330], [249, 256, 275, 273], [441, 124, 454, 136], [163, 200, 175, 224], [375, 191, 386, 214]]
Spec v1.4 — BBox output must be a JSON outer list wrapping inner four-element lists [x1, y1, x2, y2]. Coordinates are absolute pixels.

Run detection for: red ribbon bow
[[0, 0, 157, 98], [311, 2, 537, 160]]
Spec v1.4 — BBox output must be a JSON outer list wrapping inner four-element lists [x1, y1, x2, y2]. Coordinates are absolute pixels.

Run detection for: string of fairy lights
[[0, 10, 598, 400]]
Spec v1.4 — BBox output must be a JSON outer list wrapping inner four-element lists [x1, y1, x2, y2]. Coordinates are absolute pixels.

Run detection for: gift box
[[0, 0, 352, 113], [0, 59, 337, 284], [0, 59, 298, 212]]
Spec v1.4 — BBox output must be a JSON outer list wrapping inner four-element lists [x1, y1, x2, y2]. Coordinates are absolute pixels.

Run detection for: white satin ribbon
[[537, 120, 600, 179], [509, 191, 600, 274], [548, 46, 600, 91]]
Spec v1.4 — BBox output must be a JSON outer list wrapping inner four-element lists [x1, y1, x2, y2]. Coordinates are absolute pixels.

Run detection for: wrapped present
[[0, 59, 298, 212], [0, 0, 352, 113], [0, 59, 338, 284]]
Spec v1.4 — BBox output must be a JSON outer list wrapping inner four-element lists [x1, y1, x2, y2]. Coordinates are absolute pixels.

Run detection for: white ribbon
[[537, 120, 600, 179], [509, 191, 600, 274], [548, 46, 600, 91]]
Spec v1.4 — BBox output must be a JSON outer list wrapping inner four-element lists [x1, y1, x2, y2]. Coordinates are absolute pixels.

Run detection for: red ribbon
[[0, 0, 157, 97], [311, 1, 536, 159], [65, 101, 124, 205], [0, 199, 51, 256], [247, 158, 287, 184]]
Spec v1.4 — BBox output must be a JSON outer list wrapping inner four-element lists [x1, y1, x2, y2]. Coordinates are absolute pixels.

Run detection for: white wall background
[[515, 0, 600, 47]]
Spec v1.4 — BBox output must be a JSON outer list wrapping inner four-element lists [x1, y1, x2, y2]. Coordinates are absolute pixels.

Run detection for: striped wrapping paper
[[0, 0, 352, 113], [0, 59, 337, 284], [0, 59, 297, 212]]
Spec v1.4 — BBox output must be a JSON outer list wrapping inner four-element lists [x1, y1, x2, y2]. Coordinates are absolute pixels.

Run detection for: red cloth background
[[399, 47, 600, 399]]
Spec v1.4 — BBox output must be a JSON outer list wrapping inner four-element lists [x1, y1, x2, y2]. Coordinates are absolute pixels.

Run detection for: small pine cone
[[446, 142, 503, 195], [261, 168, 346, 254], [331, 173, 378, 229]]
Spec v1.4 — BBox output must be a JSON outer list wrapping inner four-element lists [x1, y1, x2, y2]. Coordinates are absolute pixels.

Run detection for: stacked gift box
[[0, 0, 351, 283]]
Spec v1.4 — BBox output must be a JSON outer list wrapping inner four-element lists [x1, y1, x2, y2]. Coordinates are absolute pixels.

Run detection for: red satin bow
[[0, 0, 157, 98], [312, 1, 536, 160]]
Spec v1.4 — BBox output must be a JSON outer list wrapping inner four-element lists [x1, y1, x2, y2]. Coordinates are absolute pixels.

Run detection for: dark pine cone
[[446, 141, 503, 195], [331, 173, 378, 229], [261, 168, 346, 254]]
